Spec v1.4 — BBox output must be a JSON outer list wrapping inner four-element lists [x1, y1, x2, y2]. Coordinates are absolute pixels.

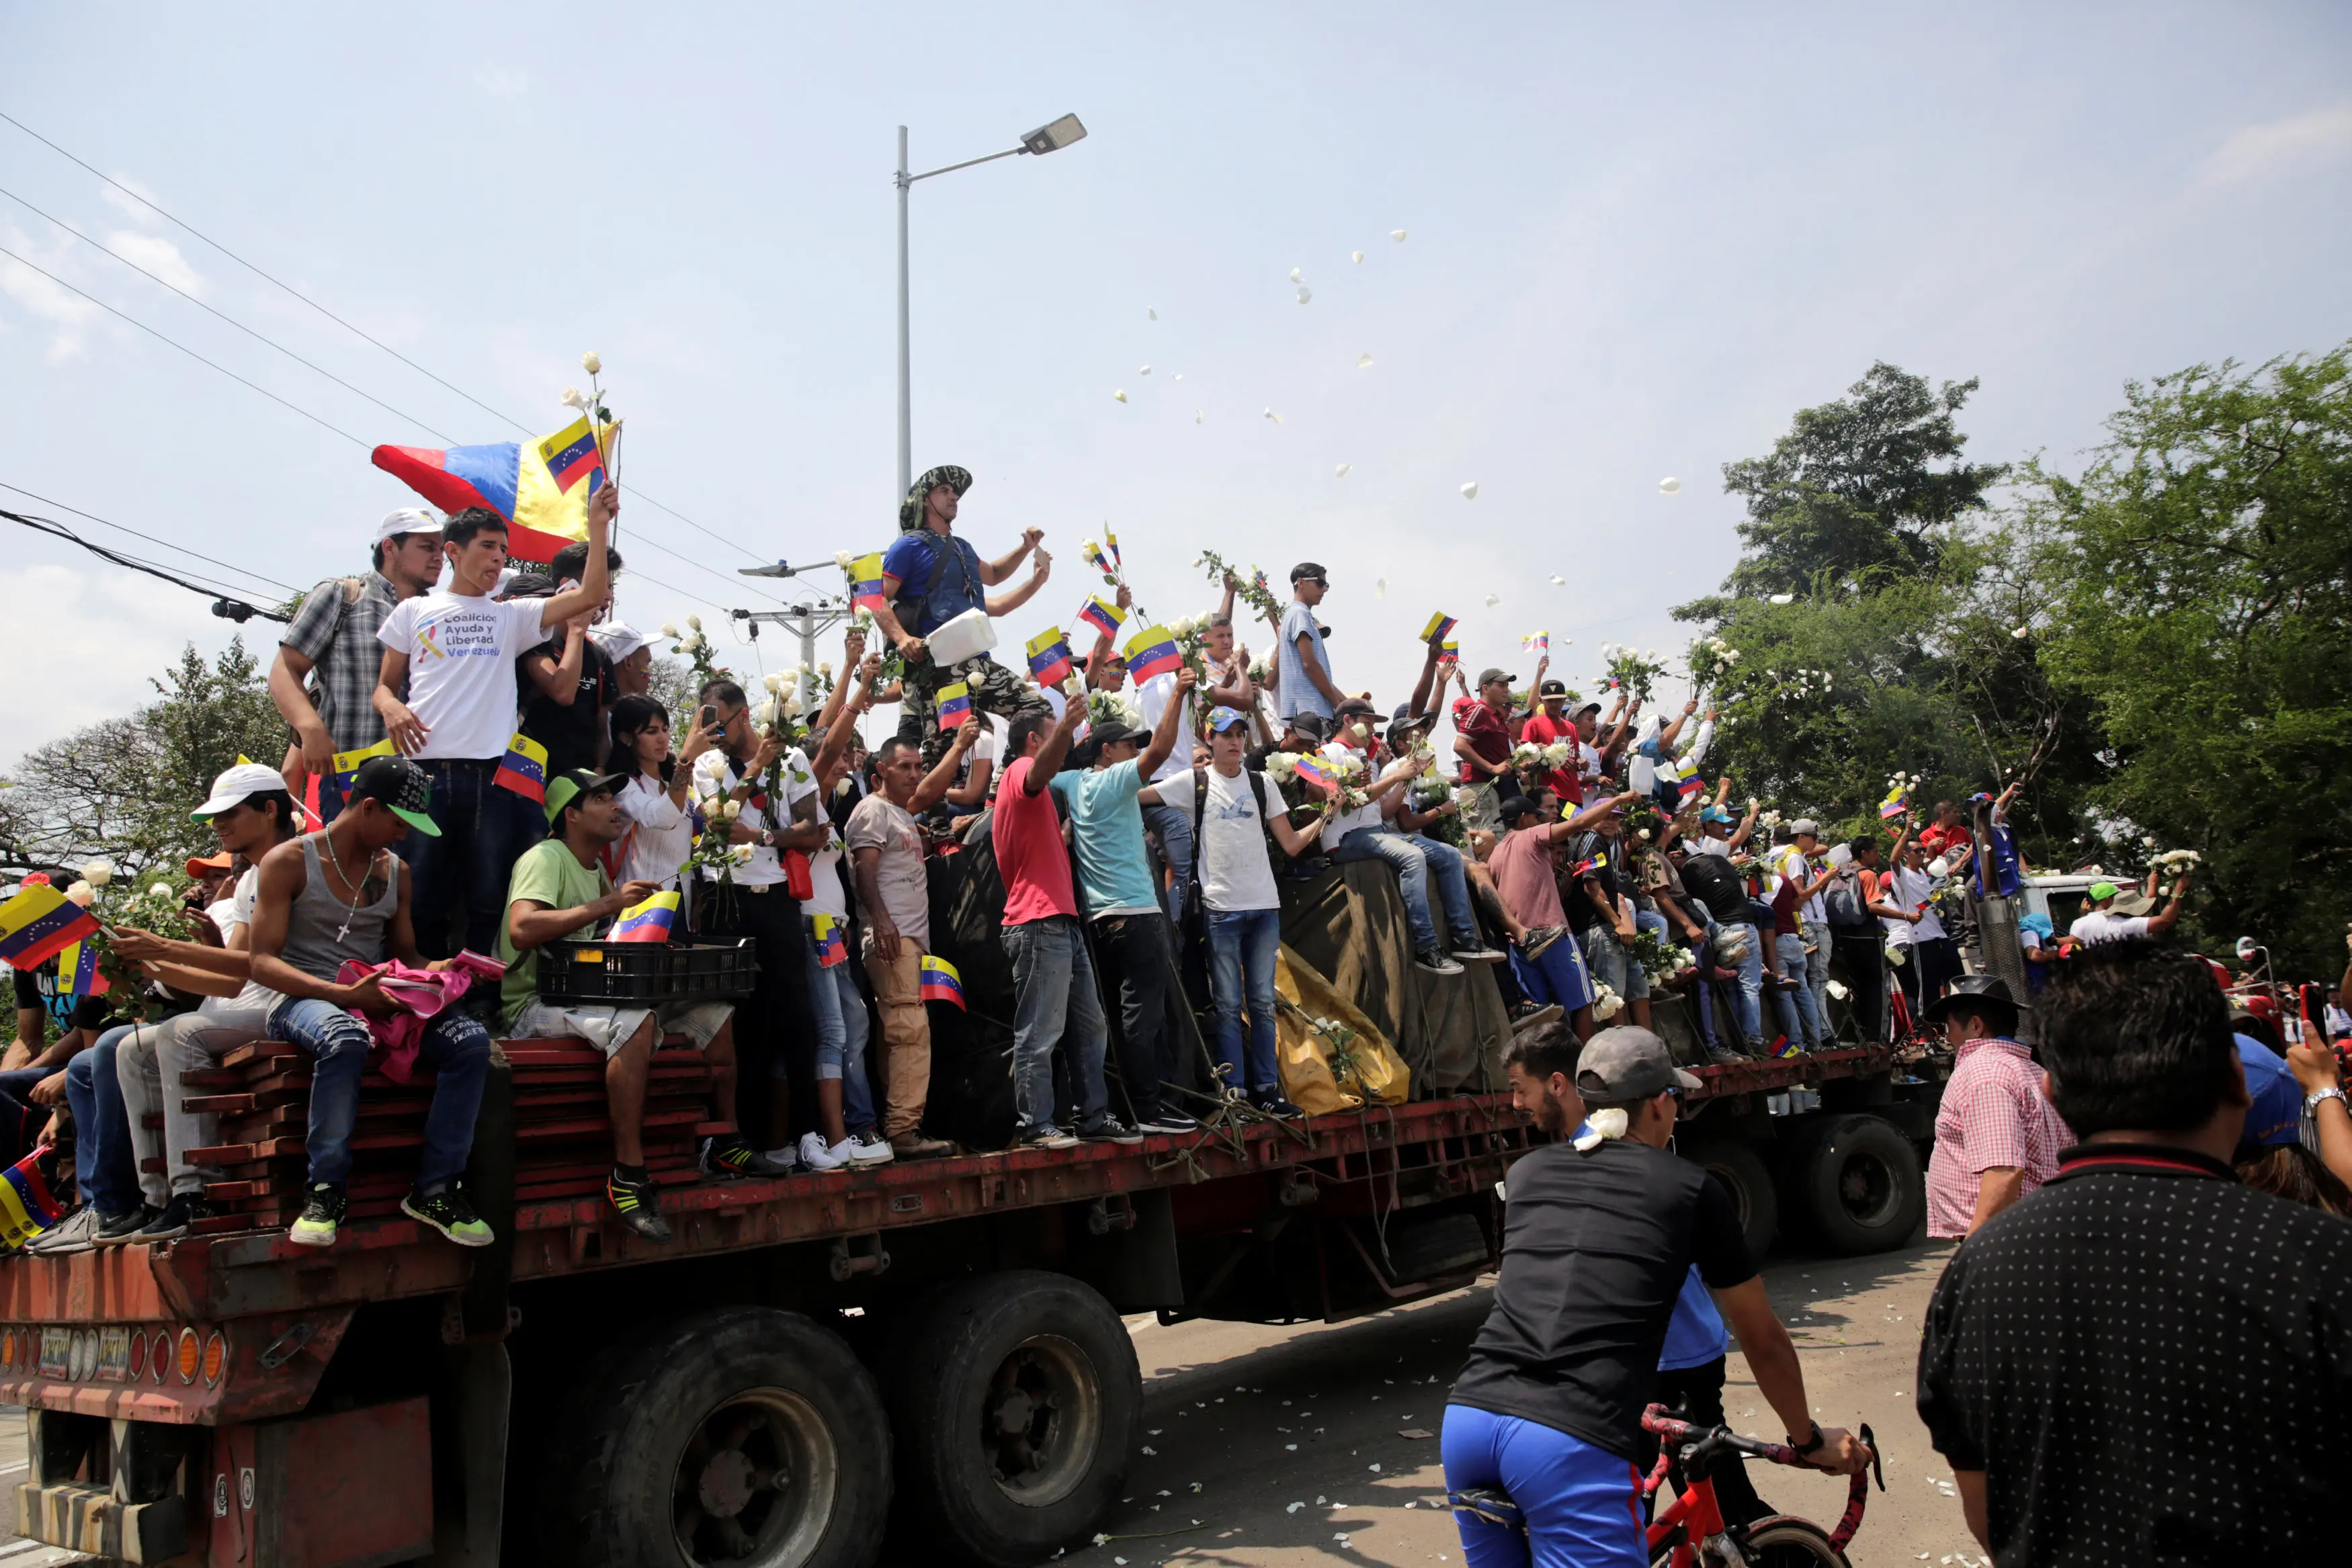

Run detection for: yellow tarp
[[1275, 946, 1410, 1114]]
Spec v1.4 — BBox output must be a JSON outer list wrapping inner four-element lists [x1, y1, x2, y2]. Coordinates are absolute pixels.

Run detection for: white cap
[[589, 621, 653, 662], [374, 507, 440, 545], [192, 761, 289, 820]]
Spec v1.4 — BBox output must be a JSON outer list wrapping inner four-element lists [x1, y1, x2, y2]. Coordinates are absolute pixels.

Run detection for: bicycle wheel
[[1736, 1516, 1849, 1567]]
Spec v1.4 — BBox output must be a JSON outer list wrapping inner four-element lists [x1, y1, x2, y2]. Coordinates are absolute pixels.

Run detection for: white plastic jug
[[925, 607, 999, 667]]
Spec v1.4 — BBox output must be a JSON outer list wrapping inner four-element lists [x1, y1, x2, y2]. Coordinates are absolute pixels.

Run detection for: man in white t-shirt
[[1322, 701, 1506, 977], [1780, 819, 1835, 1042], [372, 488, 616, 957], [1143, 707, 1327, 1108], [1134, 602, 1257, 924], [2070, 875, 2189, 947]]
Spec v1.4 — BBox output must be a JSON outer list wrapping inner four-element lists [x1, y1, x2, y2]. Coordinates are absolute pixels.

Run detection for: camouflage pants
[[898, 654, 1050, 767]]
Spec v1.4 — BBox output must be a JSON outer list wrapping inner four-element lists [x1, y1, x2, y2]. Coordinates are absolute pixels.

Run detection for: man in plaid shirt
[[1925, 976, 2072, 1237], [269, 509, 443, 820]]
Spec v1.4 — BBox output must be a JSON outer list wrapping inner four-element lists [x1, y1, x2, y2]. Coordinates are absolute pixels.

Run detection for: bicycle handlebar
[[1639, 1405, 1884, 1553]]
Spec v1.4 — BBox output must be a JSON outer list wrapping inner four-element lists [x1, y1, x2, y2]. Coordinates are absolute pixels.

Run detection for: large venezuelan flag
[[372, 421, 610, 564], [0, 885, 99, 970]]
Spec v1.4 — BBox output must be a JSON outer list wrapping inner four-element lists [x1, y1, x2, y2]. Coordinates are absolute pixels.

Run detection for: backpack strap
[[1190, 767, 1210, 851]]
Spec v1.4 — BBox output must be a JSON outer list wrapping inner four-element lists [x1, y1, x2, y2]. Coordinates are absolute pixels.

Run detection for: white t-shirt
[[200, 868, 276, 1020], [694, 746, 820, 890], [1150, 767, 1281, 912], [1320, 742, 1384, 840], [613, 772, 696, 887], [2070, 910, 2150, 946], [804, 816, 852, 922], [376, 591, 550, 760], [1134, 671, 1196, 785], [1883, 865, 1941, 944], [1775, 845, 1826, 924]]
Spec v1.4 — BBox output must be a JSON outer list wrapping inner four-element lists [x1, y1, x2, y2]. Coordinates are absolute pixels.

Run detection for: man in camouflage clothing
[[873, 465, 1055, 765]]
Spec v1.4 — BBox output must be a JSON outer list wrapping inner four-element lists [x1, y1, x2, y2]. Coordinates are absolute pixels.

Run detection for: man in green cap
[[873, 464, 1055, 763], [2068, 871, 2189, 947]]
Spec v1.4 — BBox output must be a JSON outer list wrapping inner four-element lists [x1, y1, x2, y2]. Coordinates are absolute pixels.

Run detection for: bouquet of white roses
[[1597, 642, 1670, 703]]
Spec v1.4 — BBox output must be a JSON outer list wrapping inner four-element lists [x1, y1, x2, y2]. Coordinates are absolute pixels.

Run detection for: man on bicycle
[[1445, 1024, 1870, 1567]]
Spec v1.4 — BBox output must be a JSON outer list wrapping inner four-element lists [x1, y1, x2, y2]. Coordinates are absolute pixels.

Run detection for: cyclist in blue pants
[[1444, 1025, 1869, 1567]]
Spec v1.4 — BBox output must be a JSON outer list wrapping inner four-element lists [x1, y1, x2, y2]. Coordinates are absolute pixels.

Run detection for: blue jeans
[[1332, 826, 1478, 954], [1802, 919, 1831, 1024], [1001, 916, 1109, 1133], [268, 998, 491, 1188], [1579, 925, 1650, 1002], [65, 1032, 139, 1216], [1441, 1404, 1645, 1568], [407, 758, 542, 959], [1773, 930, 1829, 1047], [1714, 921, 1765, 1047], [1205, 908, 1283, 1096], [1509, 935, 1593, 1012], [1142, 799, 1194, 927], [803, 926, 876, 1136]]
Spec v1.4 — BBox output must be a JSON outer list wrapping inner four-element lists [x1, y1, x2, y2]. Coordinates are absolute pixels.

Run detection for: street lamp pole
[[892, 114, 1089, 501]]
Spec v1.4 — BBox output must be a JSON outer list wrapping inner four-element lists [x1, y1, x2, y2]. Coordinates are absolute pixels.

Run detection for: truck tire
[[887, 1270, 1142, 1567], [543, 1305, 891, 1568], [1790, 1115, 1925, 1256], [1677, 1135, 1777, 1259]]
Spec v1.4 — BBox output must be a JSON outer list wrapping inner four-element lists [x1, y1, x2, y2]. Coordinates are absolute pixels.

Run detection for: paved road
[[1046, 1234, 1987, 1568]]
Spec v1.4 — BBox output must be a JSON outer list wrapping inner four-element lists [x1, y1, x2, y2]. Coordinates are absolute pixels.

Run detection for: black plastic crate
[[536, 939, 759, 1006]]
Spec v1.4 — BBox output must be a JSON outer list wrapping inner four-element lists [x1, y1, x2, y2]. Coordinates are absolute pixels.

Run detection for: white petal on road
[[1335, 462, 1351, 478], [1368, 1463, 1382, 1472], [1297, 286, 1312, 304], [1357, 353, 1374, 369], [1352, 249, 1365, 263], [1286, 1443, 1298, 1450], [1658, 476, 1682, 494], [1288, 1502, 1304, 1513], [1114, 390, 1128, 403], [1460, 481, 1478, 499]]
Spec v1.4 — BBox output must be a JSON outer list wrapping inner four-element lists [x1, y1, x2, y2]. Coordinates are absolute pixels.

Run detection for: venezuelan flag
[[849, 552, 888, 612], [1421, 612, 1458, 644], [333, 738, 396, 797], [1025, 629, 1075, 689], [0, 885, 99, 970], [1291, 753, 1339, 796], [936, 682, 974, 730], [1441, 638, 1459, 661], [1769, 1035, 1801, 1059], [57, 937, 108, 997], [612, 890, 681, 943], [371, 419, 611, 564], [1570, 851, 1610, 878], [0, 1153, 62, 1249], [537, 416, 606, 495], [1521, 631, 1548, 655], [1106, 531, 1122, 567], [1124, 625, 1181, 683], [494, 733, 550, 802], [919, 954, 966, 1008], [1077, 596, 1124, 640], [1082, 541, 1112, 574], [812, 914, 848, 969], [1879, 787, 1910, 820]]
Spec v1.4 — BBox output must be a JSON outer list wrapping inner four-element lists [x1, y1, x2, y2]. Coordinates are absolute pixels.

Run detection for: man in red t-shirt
[[1453, 665, 1521, 834], [1517, 678, 1583, 803], [1917, 799, 1972, 864], [991, 699, 1099, 1149]]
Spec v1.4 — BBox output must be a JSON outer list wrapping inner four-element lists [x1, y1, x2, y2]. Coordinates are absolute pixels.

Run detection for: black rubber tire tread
[[886, 1270, 1142, 1567], [1677, 1134, 1778, 1261], [540, 1305, 892, 1568], [1737, 1515, 1851, 1566], [1792, 1113, 1926, 1256]]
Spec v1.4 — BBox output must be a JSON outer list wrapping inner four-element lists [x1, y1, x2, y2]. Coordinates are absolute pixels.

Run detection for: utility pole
[[730, 599, 850, 722]]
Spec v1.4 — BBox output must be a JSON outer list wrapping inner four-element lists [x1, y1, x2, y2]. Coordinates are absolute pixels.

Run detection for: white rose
[[65, 881, 95, 906], [661, 621, 679, 638], [835, 550, 854, 570], [687, 614, 703, 632], [763, 673, 784, 693], [753, 698, 782, 729], [560, 386, 587, 410], [817, 662, 833, 677], [81, 859, 113, 888], [780, 693, 804, 717], [149, 882, 173, 898], [581, 351, 602, 374]]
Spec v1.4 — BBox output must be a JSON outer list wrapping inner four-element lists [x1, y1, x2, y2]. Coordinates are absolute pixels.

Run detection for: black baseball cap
[[1089, 720, 1142, 750], [1333, 696, 1378, 719], [1538, 679, 1569, 698], [347, 756, 442, 837], [1290, 562, 1328, 584], [1500, 795, 1547, 827]]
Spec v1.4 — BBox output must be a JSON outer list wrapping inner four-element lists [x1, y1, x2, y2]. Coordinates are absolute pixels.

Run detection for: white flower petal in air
[[1353, 249, 1366, 263], [1484, 593, 1501, 608], [1296, 286, 1312, 304], [1334, 462, 1352, 478], [1391, 229, 1407, 241], [1460, 481, 1478, 499], [1374, 577, 1388, 598], [1147, 306, 1157, 320], [580, 351, 601, 374], [1138, 365, 1151, 376], [1769, 593, 1795, 605], [1290, 267, 1303, 283], [1264, 408, 1284, 423], [1195, 411, 1203, 423], [1357, 353, 1374, 369], [1548, 574, 1565, 585], [1114, 390, 1128, 403], [1173, 372, 1183, 381], [1658, 476, 1683, 494]]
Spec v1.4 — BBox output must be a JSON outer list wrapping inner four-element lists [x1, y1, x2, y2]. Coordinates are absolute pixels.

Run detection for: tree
[[1700, 362, 2009, 604], [2029, 345, 2352, 975]]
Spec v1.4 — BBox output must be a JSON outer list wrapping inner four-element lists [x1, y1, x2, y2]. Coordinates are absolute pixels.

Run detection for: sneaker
[[1414, 949, 1464, 976], [402, 1182, 495, 1248], [1521, 925, 1567, 961], [605, 1170, 673, 1243], [841, 1131, 896, 1167], [26, 1207, 97, 1257], [890, 1131, 956, 1160], [798, 1131, 848, 1172], [288, 1183, 347, 1248], [702, 1135, 794, 1179], [761, 1146, 803, 1173], [134, 1194, 212, 1244], [1252, 1093, 1304, 1121], [1136, 1109, 1201, 1135], [1508, 1000, 1565, 1033], [91, 1204, 160, 1248], [1451, 942, 1509, 964], [1080, 1116, 1145, 1145], [1706, 1045, 1748, 1066], [1015, 1125, 1081, 1151]]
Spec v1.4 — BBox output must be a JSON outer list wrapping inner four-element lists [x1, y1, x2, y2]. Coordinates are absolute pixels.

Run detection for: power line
[[1, 505, 288, 622], [0, 110, 776, 567], [0, 480, 302, 597]]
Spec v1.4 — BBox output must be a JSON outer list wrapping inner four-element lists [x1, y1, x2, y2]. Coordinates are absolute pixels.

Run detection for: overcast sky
[[3, 2, 2347, 760]]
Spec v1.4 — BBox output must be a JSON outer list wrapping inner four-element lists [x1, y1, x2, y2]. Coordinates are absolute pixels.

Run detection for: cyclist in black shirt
[[1445, 1024, 1869, 1567]]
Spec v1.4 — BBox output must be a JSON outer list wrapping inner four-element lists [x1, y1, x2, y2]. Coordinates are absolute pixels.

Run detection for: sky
[[3, 2, 2349, 763]]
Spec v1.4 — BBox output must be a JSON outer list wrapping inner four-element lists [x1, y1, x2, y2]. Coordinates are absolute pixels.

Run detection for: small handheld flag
[[57, 937, 108, 997], [1441, 638, 1459, 661], [1570, 851, 1610, 879], [812, 913, 849, 969], [494, 734, 550, 802], [1879, 787, 1909, 821], [937, 682, 974, 730], [0, 1152, 64, 1249], [1025, 629, 1075, 689], [849, 552, 888, 612], [919, 954, 967, 1008], [1083, 540, 1113, 574], [1123, 626, 1182, 683], [1769, 1035, 1802, 1060], [1421, 612, 1458, 644], [537, 416, 606, 495], [1105, 531, 1122, 568], [612, 890, 681, 944], [1077, 595, 1126, 641], [332, 738, 396, 797], [1291, 753, 1339, 796], [1522, 631, 1549, 656], [0, 885, 100, 971]]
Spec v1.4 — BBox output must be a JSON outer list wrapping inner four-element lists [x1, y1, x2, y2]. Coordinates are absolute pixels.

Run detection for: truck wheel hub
[[698, 1449, 758, 1519]]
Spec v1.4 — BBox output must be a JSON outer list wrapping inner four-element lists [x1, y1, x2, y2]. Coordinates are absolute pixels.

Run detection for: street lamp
[[894, 114, 1088, 496]]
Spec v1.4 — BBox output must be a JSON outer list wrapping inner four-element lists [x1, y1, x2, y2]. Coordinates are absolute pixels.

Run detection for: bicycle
[[1445, 1405, 1883, 1568]]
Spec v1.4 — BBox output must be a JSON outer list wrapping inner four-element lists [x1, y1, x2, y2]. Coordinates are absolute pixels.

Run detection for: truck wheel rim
[[983, 1334, 1101, 1508], [1831, 1147, 1900, 1228], [671, 1387, 836, 1567]]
